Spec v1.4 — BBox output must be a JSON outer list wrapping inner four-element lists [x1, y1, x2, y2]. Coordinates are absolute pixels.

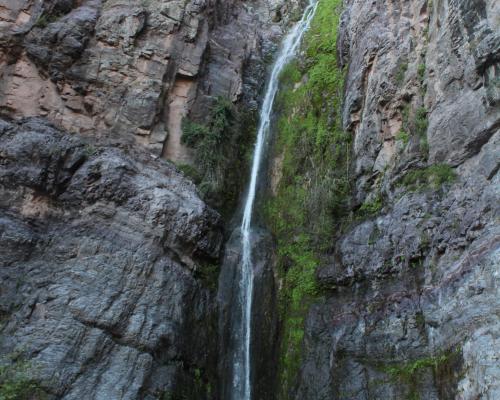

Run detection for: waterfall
[[232, 2, 319, 399]]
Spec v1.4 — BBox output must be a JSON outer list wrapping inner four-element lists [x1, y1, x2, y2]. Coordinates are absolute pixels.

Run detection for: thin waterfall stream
[[232, 2, 319, 399]]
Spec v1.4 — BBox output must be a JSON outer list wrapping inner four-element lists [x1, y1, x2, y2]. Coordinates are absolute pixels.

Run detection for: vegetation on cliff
[[181, 97, 256, 217], [0, 356, 46, 400], [262, 0, 349, 396]]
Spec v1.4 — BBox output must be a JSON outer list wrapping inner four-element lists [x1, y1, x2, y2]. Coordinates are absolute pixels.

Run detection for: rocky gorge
[[0, 0, 499, 399]]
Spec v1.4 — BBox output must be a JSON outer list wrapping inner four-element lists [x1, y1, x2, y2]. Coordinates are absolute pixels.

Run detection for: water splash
[[233, 2, 319, 399]]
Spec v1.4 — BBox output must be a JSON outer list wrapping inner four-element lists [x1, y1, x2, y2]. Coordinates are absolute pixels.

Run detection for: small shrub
[[415, 107, 428, 137], [396, 61, 409, 85], [358, 193, 383, 217], [400, 164, 456, 191], [0, 356, 45, 400], [417, 63, 426, 82], [396, 130, 410, 144], [181, 96, 254, 215], [34, 12, 61, 28]]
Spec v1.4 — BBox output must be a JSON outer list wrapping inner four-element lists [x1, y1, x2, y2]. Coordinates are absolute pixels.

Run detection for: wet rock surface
[[217, 229, 279, 400], [294, 0, 500, 398], [0, 117, 223, 399]]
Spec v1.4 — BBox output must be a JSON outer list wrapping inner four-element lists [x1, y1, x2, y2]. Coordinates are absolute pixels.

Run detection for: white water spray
[[233, 2, 319, 399]]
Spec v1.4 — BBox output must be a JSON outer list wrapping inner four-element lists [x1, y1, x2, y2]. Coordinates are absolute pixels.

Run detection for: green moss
[[381, 348, 461, 400], [415, 107, 428, 138], [264, 0, 349, 397], [400, 164, 457, 191], [0, 356, 46, 400], [279, 61, 302, 86], [396, 130, 410, 145], [357, 193, 383, 217], [396, 61, 409, 85], [417, 63, 426, 83]]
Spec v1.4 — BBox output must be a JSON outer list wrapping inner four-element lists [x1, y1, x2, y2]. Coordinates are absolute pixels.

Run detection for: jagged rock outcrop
[[294, 0, 500, 398], [0, 117, 223, 399], [0, 0, 300, 158]]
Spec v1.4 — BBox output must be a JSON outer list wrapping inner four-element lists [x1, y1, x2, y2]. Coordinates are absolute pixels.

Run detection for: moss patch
[[0, 355, 47, 400], [400, 164, 457, 191], [263, 0, 350, 396], [396, 130, 410, 145], [379, 347, 462, 400]]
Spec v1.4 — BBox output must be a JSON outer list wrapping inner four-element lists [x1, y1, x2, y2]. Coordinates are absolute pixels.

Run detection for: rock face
[[1, 0, 498, 399], [0, 0, 300, 158], [0, 1, 302, 398], [0, 117, 223, 399], [293, 0, 500, 399]]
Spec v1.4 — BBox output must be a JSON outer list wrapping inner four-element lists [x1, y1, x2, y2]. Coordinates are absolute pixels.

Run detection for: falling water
[[233, 2, 319, 399]]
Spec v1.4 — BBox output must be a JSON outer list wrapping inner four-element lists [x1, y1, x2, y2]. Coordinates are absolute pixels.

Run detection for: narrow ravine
[[231, 2, 319, 399]]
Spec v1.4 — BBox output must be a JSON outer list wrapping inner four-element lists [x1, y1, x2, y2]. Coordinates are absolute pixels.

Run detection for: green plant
[[378, 346, 461, 400], [415, 107, 428, 137], [396, 61, 409, 85], [181, 97, 256, 216], [381, 347, 461, 400], [396, 130, 410, 145], [34, 12, 61, 28], [34, 14, 49, 28], [279, 61, 302, 86], [0, 356, 45, 400], [194, 263, 219, 291], [175, 163, 202, 185], [400, 164, 457, 191], [358, 193, 383, 217], [84, 144, 97, 157], [368, 224, 381, 245], [415, 107, 429, 156], [417, 63, 426, 83], [423, 27, 429, 41]]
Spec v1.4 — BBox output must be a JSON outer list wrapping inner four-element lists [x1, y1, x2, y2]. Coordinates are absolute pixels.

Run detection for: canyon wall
[[273, 0, 499, 398], [0, 0, 498, 399]]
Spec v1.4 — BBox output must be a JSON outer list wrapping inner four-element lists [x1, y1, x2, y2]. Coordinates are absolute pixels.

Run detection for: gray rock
[[0, 117, 223, 399]]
